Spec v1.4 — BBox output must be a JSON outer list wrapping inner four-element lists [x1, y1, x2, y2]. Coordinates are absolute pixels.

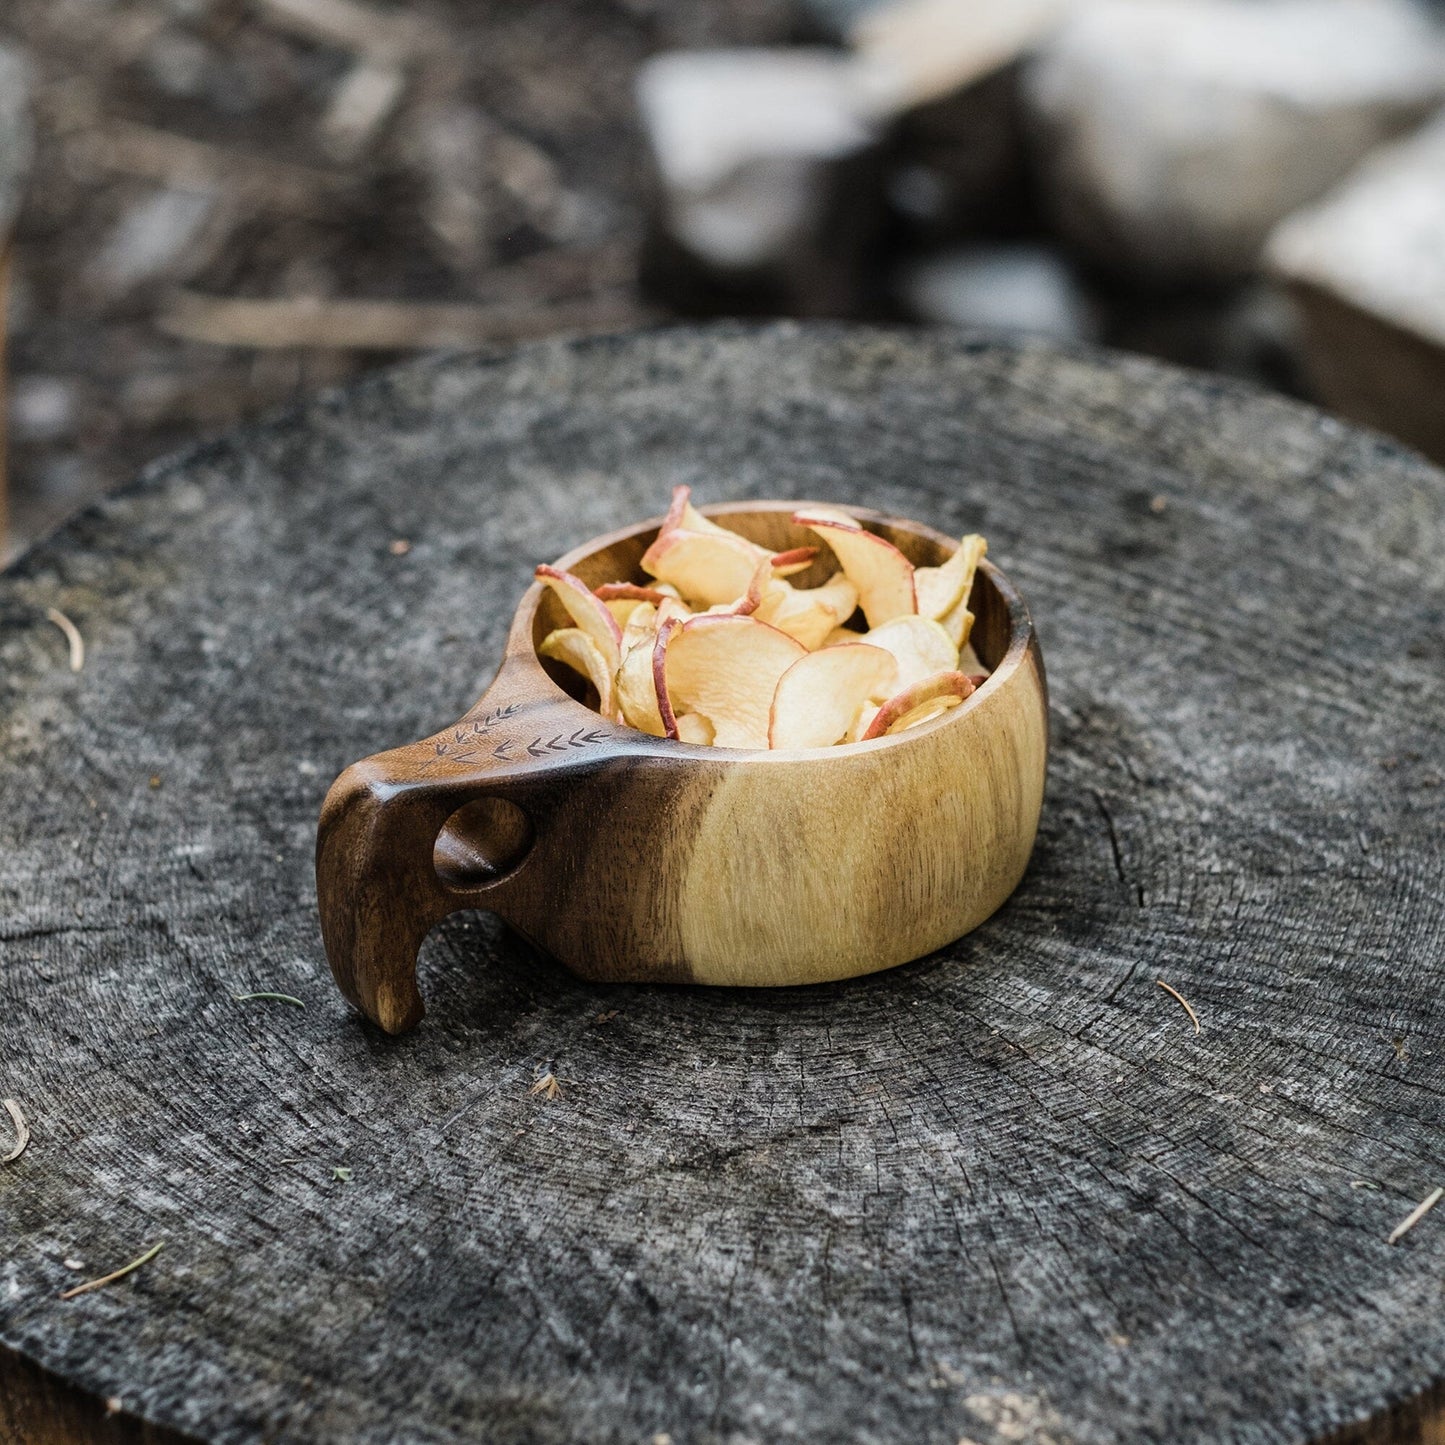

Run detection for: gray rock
[[1267, 108, 1445, 462], [794, 0, 889, 43], [320, 59, 407, 162], [1026, 0, 1445, 283], [636, 49, 885, 315], [852, 0, 1065, 114], [8, 376, 83, 444], [142, 28, 215, 100], [408, 101, 495, 265], [86, 187, 216, 294], [0, 44, 35, 242], [852, 0, 1067, 241], [895, 241, 1096, 339]]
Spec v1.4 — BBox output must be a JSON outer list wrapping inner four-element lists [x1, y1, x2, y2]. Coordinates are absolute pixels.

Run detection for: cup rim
[[510, 500, 1035, 758]]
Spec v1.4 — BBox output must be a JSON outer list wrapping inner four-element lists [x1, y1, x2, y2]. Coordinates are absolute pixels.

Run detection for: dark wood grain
[[0, 1346, 197, 1445], [1, 324, 1443, 1445]]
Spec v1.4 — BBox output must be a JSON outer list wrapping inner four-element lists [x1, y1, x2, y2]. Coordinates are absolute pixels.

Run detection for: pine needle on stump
[[60, 1242, 164, 1300], [2, 1099, 29, 1164]]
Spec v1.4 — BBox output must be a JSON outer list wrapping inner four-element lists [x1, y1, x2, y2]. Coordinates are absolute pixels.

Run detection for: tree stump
[[2, 324, 1443, 1445]]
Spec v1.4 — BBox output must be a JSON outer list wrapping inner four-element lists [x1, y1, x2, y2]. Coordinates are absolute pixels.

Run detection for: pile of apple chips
[[535, 488, 990, 750]]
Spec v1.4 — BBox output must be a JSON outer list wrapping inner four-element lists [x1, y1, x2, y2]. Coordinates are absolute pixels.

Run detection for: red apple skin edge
[[770, 546, 819, 568], [534, 564, 624, 644], [791, 507, 861, 531], [652, 615, 682, 740], [861, 672, 976, 741], [732, 561, 768, 616], [595, 583, 668, 604], [662, 483, 691, 532], [790, 515, 919, 615]]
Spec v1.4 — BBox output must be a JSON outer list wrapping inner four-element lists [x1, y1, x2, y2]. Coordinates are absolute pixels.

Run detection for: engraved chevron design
[[422, 702, 534, 769], [420, 716, 609, 772], [526, 728, 610, 757]]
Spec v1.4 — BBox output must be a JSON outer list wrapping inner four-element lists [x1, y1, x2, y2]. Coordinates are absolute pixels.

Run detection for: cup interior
[[529, 503, 1021, 716]]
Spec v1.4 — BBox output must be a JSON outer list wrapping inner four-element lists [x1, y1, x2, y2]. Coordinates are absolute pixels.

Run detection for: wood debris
[[253, 0, 435, 63], [45, 607, 85, 672], [1155, 978, 1201, 1034], [2, 1099, 30, 1164], [1387, 1187, 1443, 1246], [68, 122, 343, 215], [3, 2, 656, 561], [232, 992, 306, 1007], [321, 61, 407, 161], [529, 1072, 562, 1101], [159, 292, 643, 352], [60, 1242, 164, 1300]]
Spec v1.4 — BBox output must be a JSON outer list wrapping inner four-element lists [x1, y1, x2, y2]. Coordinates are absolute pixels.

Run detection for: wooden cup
[[317, 502, 1048, 1033]]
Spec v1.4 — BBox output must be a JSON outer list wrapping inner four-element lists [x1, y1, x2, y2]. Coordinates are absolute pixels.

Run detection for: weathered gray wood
[[2, 324, 1444, 1445]]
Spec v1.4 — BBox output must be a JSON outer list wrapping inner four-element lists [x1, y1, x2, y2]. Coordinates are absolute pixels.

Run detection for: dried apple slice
[[595, 582, 667, 605], [535, 564, 623, 672], [605, 598, 657, 628], [662, 483, 735, 539], [844, 700, 881, 744], [792, 504, 862, 531], [768, 643, 898, 750], [595, 582, 668, 624], [936, 538, 987, 647], [861, 671, 976, 740], [822, 624, 863, 647], [655, 595, 691, 628], [754, 570, 859, 650], [940, 595, 974, 649], [621, 601, 659, 653], [675, 712, 715, 745], [862, 615, 959, 693], [875, 694, 964, 735], [915, 534, 986, 621], [675, 493, 802, 572], [769, 546, 819, 577], [793, 512, 916, 627], [659, 483, 691, 533], [538, 628, 618, 719], [652, 616, 683, 739], [702, 556, 768, 618], [616, 637, 666, 735], [641, 528, 765, 608], [656, 614, 807, 749]]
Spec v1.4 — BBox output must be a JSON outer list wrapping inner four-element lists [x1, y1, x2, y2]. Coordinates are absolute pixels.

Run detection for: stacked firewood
[[5, 0, 1444, 558]]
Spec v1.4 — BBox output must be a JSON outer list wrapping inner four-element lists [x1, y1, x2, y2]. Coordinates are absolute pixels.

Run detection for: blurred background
[[1, 0, 1443, 561]]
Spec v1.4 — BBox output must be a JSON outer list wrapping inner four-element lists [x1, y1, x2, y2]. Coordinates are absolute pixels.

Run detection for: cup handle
[[316, 664, 622, 1034]]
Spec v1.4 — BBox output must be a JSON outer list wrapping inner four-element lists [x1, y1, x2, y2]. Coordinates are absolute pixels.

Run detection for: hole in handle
[[434, 796, 533, 891]]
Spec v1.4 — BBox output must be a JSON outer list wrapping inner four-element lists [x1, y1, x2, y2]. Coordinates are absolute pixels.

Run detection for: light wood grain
[[317, 503, 1047, 1031]]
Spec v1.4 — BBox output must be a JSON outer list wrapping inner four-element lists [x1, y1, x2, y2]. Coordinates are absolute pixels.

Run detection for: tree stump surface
[[2, 323, 1443, 1445]]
